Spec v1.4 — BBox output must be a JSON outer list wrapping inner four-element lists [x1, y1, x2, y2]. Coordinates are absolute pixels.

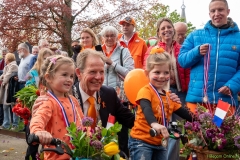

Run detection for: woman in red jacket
[[143, 18, 190, 160], [144, 18, 190, 106]]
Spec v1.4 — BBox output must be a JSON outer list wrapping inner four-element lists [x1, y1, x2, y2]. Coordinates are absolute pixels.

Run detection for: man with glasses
[[16, 43, 34, 90], [118, 16, 148, 69], [14, 43, 34, 133]]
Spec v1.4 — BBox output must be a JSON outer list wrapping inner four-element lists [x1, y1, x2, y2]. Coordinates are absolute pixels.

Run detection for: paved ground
[[0, 134, 28, 160]]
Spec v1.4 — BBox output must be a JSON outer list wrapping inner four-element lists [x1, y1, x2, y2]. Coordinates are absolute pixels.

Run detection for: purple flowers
[[206, 129, 215, 138], [184, 121, 200, 132], [91, 140, 103, 150], [184, 104, 240, 153], [82, 117, 94, 127], [184, 121, 192, 130], [216, 138, 227, 150], [192, 122, 200, 132], [199, 112, 212, 122], [234, 135, 240, 149]]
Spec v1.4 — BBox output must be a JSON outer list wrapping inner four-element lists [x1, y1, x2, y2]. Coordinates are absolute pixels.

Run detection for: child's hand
[[32, 90, 48, 115], [151, 122, 169, 139], [35, 131, 53, 145]]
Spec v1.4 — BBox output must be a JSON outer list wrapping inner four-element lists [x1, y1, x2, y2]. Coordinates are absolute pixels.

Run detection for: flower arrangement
[[12, 85, 39, 124], [183, 104, 240, 158], [66, 117, 122, 160]]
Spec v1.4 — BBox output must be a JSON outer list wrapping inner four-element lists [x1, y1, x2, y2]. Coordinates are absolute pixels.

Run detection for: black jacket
[[6, 72, 19, 103], [74, 82, 135, 128]]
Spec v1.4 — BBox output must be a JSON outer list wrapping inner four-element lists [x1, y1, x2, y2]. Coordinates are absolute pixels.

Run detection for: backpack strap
[[120, 47, 125, 66]]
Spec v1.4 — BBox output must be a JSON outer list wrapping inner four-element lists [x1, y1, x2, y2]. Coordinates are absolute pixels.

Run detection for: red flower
[[12, 103, 23, 116], [36, 90, 40, 96], [13, 105, 31, 120], [24, 119, 29, 125]]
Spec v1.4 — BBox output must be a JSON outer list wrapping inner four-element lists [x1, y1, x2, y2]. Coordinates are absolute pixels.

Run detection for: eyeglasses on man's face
[[104, 34, 116, 39], [17, 48, 24, 52]]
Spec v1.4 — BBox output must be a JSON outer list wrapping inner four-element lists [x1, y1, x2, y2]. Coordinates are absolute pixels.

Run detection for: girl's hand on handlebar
[[151, 122, 169, 139], [35, 131, 53, 145]]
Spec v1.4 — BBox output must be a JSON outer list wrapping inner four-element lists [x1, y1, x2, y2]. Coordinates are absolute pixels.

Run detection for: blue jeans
[[128, 136, 167, 160], [2, 105, 19, 128], [0, 104, 3, 125]]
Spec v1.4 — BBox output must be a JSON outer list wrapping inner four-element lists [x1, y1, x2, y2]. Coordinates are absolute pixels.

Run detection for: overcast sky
[[160, 0, 240, 29]]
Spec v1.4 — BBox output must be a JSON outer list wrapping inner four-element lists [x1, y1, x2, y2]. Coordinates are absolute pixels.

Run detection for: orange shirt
[[118, 33, 147, 68], [30, 94, 84, 160], [130, 84, 181, 145]]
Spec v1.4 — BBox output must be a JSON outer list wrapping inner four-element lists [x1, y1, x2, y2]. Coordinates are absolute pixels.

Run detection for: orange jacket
[[30, 95, 84, 160], [118, 32, 147, 68]]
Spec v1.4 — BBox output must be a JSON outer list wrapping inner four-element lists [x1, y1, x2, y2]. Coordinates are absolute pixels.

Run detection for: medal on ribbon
[[162, 138, 168, 147]]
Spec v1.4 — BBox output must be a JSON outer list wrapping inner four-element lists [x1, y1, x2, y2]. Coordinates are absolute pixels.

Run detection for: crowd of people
[[0, 0, 240, 160]]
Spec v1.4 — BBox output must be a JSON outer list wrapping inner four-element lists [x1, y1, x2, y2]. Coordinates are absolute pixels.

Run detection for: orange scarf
[[102, 44, 117, 57]]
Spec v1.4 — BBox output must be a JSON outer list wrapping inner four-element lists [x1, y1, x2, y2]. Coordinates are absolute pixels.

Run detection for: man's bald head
[[174, 22, 188, 45]]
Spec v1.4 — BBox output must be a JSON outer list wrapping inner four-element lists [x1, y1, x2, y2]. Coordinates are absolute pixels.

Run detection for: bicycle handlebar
[[28, 134, 65, 155], [149, 122, 188, 145]]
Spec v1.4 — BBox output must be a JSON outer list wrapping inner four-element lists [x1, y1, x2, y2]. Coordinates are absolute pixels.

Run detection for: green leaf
[[114, 153, 120, 160], [101, 152, 111, 160], [101, 128, 107, 137], [62, 141, 73, 157], [79, 132, 86, 141]]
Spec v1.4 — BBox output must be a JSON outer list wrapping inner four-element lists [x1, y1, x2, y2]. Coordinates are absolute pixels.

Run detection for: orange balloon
[[124, 69, 149, 105]]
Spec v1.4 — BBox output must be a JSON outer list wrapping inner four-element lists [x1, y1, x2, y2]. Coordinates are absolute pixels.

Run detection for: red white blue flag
[[213, 100, 230, 127]]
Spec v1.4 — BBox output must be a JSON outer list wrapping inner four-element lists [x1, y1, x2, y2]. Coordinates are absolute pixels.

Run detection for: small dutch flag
[[106, 114, 115, 129], [213, 100, 230, 127]]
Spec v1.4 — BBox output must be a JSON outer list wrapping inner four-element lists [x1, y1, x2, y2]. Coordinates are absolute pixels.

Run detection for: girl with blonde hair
[[26, 48, 54, 87]]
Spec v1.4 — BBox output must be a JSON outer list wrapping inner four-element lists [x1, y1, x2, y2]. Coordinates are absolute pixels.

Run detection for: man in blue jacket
[[178, 0, 240, 112]]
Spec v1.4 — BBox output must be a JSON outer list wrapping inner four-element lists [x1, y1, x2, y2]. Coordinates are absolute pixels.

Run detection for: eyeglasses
[[17, 48, 24, 52], [104, 34, 116, 39]]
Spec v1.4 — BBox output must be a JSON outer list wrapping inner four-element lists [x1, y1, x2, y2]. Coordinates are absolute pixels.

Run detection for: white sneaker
[[0, 126, 7, 129], [10, 126, 18, 131]]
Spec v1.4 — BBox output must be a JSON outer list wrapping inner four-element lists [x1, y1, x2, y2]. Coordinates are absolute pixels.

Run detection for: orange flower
[[36, 90, 40, 96], [150, 47, 165, 54]]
